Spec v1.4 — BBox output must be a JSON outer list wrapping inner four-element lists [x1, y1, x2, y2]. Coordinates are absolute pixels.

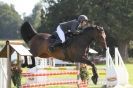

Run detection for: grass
[[125, 64, 133, 85]]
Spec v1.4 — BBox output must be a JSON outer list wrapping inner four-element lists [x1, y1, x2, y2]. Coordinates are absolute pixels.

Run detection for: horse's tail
[[21, 22, 37, 44]]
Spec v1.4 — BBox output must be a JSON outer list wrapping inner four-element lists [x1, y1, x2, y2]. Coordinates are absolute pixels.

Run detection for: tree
[[38, 8, 46, 33], [92, 0, 133, 59], [0, 2, 22, 39], [41, 0, 82, 33], [107, 0, 133, 59], [24, 3, 42, 31]]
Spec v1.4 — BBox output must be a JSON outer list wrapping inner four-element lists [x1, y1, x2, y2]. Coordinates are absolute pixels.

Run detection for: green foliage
[[0, 2, 22, 39], [38, 9, 46, 33], [24, 3, 42, 31], [80, 65, 89, 81], [42, 0, 87, 33], [11, 64, 22, 88]]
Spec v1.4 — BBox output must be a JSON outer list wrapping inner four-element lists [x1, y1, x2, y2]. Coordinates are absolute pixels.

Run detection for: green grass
[[125, 64, 133, 85]]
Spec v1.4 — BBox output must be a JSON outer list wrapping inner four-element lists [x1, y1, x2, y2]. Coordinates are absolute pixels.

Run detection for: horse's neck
[[61, 31, 94, 61], [73, 32, 92, 47], [67, 33, 93, 56]]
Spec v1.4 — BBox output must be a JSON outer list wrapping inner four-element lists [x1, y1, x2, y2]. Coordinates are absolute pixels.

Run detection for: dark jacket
[[59, 19, 79, 33]]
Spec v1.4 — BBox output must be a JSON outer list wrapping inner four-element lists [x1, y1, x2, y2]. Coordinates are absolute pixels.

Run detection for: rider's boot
[[49, 38, 62, 52]]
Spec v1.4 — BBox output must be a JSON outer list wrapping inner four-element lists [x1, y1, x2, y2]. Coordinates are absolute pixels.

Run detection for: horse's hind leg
[[80, 59, 98, 85]]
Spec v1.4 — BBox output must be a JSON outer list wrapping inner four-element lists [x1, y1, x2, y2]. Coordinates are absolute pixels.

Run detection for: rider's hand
[[73, 30, 80, 35], [68, 30, 71, 32]]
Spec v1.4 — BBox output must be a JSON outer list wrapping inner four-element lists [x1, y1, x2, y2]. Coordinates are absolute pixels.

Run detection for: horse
[[20, 22, 107, 85]]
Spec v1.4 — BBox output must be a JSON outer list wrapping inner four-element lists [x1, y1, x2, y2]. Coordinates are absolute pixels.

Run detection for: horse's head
[[83, 25, 107, 56], [93, 26, 107, 56]]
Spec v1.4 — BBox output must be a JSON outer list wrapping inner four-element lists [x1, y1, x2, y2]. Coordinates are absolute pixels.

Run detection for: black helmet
[[78, 15, 88, 22]]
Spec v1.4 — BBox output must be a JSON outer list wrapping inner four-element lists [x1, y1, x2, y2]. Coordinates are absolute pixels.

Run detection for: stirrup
[[49, 46, 55, 52]]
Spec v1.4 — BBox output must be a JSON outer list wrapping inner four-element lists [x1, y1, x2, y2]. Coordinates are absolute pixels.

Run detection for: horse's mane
[[69, 25, 104, 47], [74, 26, 98, 38], [83, 25, 104, 33], [67, 27, 95, 48]]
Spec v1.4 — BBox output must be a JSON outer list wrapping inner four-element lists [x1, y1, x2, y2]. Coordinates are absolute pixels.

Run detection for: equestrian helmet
[[78, 15, 88, 22]]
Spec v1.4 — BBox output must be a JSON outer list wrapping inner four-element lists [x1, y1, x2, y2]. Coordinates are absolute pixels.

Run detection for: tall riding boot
[[49, 39, 62, 52]]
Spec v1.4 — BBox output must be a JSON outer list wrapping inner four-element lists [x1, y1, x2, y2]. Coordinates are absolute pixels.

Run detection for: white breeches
[[56, 25, 65, 43]]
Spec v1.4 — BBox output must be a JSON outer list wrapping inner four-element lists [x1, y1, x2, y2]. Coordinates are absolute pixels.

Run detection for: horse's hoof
[[91, 74, 98, 85], [21, 64, 27, 68]]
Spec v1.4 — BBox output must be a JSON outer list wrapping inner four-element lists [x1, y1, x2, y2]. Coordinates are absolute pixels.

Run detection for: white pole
[[106, 47, 110, 68], [6, 41, 11, 88], [115, 47, 118, 67]]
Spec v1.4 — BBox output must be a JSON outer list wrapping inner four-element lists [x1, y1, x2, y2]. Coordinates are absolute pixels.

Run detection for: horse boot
[[49, 38, 62, 52]]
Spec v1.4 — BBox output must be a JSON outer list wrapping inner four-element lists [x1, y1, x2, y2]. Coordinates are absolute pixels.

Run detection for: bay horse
[[20, 22, 107, 84]]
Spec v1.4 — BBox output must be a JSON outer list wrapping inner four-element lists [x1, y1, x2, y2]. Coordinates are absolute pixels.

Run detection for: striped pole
[[22, 80, 78, 88], [22, 71, 79, 77]]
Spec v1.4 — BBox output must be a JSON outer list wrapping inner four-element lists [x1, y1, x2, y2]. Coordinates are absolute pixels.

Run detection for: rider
[[49, 15, 89, 52]]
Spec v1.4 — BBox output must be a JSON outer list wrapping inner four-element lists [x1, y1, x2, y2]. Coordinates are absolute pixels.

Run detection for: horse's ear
[[95, 25, 104, 31]]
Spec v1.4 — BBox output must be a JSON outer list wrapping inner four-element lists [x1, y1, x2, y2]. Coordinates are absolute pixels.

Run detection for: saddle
[[48, 32, 73, 49]]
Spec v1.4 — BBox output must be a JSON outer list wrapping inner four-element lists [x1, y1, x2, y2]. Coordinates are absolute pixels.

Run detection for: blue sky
[[0, 0, 40, 16]]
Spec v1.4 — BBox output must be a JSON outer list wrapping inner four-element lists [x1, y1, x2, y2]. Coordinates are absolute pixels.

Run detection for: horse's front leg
[[81, 47, 98, 84], [88, 61, 98, 85], [80, 59, 98, 85]]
